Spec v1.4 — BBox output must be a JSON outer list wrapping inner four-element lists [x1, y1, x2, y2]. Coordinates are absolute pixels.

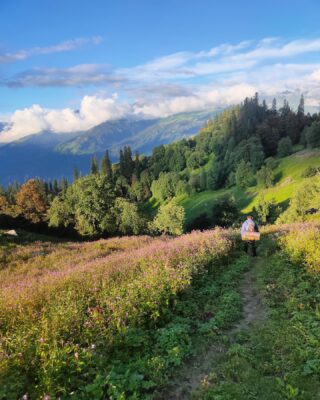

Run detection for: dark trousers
[[244, 240, 257, 257]]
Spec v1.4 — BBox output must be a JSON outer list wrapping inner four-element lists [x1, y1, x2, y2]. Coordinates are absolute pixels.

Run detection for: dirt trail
[[154, 257, 265, 400]]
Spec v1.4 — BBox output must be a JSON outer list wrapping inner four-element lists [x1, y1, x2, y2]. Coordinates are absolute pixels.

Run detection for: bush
[[301, 166, 320, 178]]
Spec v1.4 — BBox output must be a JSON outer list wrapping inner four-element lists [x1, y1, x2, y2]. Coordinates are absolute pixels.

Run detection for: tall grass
[[0, 229, 233, 399]]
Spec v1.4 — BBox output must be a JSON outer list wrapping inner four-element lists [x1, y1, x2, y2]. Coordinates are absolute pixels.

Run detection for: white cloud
[[2, 36, 320, 143], [0, 94, 130, 142], [0, 36, 103, 64]]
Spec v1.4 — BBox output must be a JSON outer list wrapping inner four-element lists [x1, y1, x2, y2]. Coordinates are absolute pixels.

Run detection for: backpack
[[247, 220, 255, 232]]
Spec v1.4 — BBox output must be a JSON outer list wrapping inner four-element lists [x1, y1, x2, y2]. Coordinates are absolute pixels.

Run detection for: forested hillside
[[1, 93, 320, 238]]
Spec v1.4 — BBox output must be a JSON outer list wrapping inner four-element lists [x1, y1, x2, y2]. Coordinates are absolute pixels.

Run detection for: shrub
[[301, 166, 320, 178]]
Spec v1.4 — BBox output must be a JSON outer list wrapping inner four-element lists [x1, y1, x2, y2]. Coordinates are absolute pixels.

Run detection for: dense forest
[[1, 93, 320, 237]]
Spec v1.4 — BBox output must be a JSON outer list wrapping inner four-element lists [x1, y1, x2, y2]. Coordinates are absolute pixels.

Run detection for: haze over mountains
[[0, 109, 217, 186]]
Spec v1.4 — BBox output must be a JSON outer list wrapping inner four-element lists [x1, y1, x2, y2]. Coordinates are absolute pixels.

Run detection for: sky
[[1, 0, 320, 142]]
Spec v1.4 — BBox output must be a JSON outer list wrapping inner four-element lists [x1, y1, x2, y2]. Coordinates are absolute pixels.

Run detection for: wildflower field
[[1, 223, 320, 399], [0, 229, 245, 399]]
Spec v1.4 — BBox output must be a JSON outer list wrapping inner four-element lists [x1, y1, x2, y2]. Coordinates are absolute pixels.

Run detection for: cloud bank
[[1, 36, 320, 142]]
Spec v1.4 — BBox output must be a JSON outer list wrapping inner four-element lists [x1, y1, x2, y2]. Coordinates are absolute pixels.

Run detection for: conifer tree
[[90, 156, 99, 175], [101, 150, 113, 180], [297, 94, 305, 116], [73, 166, 79, 181], [271, 98, 277, 113]]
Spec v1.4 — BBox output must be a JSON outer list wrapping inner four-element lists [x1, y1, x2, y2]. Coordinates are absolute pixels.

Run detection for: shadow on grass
[[277, 198, 290, 212], [273, 171, 283, 184]]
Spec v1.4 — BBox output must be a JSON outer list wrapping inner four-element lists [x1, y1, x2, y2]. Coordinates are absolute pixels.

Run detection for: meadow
[[0, 228, 243, 399], [1, 222, 320, 399]]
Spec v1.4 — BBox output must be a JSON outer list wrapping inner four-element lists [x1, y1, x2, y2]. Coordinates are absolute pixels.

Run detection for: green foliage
[[90, 155, 99, 174], [304, 121, 320, 148], [301, 165, 320, 178], [211, 195, 239, 227], [49, 174, 116, 236], [277, 176, 320, 223], [0, 229, 237, 399], [235, 161, 255, 188], [151, 172, 180, 202], [113, 198, 144, 235], [265, 156, 279, 170], [256, 165, 274, 188], [100, 150, 113, 180], [253, 195, 281, 224], [153, 202, 185, 235], [277, 136, 292, 157], [197, 230, 320, 400], [186, 151, 207, 170]]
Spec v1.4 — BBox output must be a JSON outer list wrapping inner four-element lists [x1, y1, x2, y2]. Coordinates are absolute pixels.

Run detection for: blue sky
[[1, 0, 320, 141]]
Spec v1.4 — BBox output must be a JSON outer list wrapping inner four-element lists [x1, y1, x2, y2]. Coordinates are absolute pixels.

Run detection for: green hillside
[[176, 148, 320, 226]]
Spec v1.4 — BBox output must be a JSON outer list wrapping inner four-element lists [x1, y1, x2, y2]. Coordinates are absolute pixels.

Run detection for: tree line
[[1, 93, 319, 237]]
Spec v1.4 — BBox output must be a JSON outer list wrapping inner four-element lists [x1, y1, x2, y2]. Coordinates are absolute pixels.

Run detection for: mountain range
[[0, 109, 218, 186]]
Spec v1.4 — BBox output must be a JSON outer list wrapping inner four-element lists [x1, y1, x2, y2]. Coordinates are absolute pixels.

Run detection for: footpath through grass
[[194, 229, 320, 400]]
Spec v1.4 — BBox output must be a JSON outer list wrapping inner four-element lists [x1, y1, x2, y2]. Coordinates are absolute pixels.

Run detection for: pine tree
[[119, 149, 125, 176], [60, 177, 68, 192], [90, 156, 99, 175], [53, 179, 59, 195], [297, 94, 305, 116], [124, 146, 134, 180], [271, 98, 277, 113], [133, 151, 141, 178], [100, 150, 113, 180], [73, 166, 79, 182]]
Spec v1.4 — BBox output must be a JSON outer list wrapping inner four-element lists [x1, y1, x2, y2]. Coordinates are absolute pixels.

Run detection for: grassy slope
[[176, 149, 320, 225]]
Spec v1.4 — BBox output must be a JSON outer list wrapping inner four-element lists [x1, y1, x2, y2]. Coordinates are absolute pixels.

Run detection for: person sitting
[[241, 215, 259, 257]]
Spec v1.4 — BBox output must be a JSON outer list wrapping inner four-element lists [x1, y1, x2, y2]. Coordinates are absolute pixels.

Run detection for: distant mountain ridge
[[0, 109, 218, 186], [56, 118, 157, 155]]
